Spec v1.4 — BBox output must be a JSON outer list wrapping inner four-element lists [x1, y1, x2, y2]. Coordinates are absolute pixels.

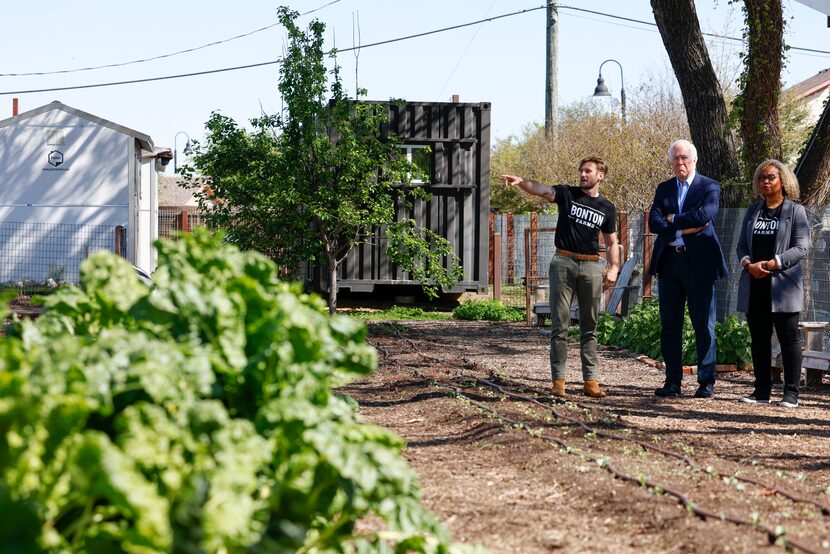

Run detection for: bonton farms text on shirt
[[753, 217, 778, 236], [570, 201, 607, 229]]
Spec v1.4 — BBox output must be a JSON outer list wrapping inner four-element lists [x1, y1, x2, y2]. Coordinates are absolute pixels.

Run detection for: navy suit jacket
[[648, 173, 728, 282]]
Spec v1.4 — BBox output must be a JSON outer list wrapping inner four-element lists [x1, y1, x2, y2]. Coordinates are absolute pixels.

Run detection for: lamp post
[[592, 59, 626, 122], [173, 131, 192, 174]]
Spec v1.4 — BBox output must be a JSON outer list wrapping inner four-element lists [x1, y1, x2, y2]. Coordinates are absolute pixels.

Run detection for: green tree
[[186, 8, 461, 313]]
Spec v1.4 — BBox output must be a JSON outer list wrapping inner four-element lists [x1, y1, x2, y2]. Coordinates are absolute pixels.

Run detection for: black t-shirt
[[551, 185, 617, 255], [750, 203, 781, 304], [751, 203, 780, 262]]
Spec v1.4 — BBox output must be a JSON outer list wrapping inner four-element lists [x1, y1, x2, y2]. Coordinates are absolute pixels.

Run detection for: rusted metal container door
[[336, 100, 491, 294]]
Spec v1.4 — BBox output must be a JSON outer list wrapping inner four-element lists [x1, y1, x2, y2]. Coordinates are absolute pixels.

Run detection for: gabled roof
[[794, 0, 830, 16], [0, 100, 154, 151], [786, 68, 830, 100]]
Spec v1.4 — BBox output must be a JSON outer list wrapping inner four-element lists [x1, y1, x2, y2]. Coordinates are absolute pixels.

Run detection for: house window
[[47, 130, 65, 145], [400, 145, 430, 183]]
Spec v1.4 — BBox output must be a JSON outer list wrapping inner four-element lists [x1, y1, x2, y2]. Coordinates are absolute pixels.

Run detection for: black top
[[750, 202, 781, 303], [751, 203, 781, 262], [552, 185, 617, 255]]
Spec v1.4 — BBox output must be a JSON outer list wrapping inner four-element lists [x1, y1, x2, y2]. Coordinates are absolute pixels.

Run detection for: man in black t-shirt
[[501, 157, 620, 398]]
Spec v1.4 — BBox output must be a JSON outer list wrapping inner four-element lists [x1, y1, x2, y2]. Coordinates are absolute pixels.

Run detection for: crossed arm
[[648, 182, 717, 238]]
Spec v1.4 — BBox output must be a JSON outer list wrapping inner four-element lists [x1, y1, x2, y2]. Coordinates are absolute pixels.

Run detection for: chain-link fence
[[159, 207, 204, 240], [0, 221, 123, 294], [0, 208, 207, 297], [714, 206, 830, 322]]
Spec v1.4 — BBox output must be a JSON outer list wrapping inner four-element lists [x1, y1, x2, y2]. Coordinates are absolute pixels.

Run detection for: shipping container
[[313, 99, 491, 295]]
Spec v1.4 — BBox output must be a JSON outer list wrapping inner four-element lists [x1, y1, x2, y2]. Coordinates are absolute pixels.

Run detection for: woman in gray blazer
[[736, 159, 809, 408]]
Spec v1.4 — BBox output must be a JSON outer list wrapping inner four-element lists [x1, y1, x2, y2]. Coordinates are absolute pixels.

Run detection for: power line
[[557, 3, 830, 56], [0, 2, 828, 97], [0, 0, 341, 78], [0, 60, 282, 95], [435, 0, 498, 100], [0, 25, 281, 78], [0, 5, 549, 96]]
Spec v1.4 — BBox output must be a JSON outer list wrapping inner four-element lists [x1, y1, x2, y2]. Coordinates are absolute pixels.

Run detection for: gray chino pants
[[548, 254, 604, 381]]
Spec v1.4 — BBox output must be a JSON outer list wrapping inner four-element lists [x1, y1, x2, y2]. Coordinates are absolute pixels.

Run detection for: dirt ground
[[340, 320, 830, 553]]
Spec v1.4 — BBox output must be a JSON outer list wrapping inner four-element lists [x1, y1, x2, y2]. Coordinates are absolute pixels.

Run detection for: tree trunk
[[651, 0, 741, 197], [328, 254, 338, 315], [797, 98, 830, 205], [741, 0, 784, 173]]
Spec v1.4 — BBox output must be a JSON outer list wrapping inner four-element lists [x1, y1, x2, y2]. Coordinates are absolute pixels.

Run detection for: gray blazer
[[736, 198, 809, 313]]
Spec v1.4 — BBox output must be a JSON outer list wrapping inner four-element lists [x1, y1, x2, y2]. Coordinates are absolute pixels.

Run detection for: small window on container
[[47, 130, 65, 145], [399, 145, 430, 184]]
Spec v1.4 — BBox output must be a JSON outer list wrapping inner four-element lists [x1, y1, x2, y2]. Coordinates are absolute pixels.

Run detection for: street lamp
[[592, 59, 626, 122], [173, 131, 193, 174]]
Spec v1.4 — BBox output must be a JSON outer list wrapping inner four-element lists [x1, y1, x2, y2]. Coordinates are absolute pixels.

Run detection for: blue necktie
[[678, 181, 689, 210], [672, 181, 689, 246]]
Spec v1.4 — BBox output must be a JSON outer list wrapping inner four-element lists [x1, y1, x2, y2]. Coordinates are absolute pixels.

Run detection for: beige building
[[159, 175, 198, 207]]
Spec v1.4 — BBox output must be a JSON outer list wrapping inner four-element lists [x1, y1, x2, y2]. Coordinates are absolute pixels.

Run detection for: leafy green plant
[[599, 300, 750, 367], [452, 299, 525, 322], [715, 315, 752, 367], [0, 229, 480, 553], [595, 311, 619, 345], [351, 305, 452, 321], [601, 300, 696, 363]]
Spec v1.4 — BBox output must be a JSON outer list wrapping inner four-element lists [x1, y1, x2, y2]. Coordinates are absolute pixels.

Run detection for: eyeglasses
[[759, 173, 779, 183]]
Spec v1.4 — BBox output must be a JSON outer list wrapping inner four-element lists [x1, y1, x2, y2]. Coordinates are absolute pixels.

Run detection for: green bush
[[715, 315, 752, 367], [595, 311, 619, 345], [452, 299, 525, 322], [599, 300, 751, 367], [0, 229, 481, 554]]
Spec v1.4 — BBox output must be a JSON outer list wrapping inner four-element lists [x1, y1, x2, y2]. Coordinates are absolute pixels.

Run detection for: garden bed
[[342, 320, 830, 553]]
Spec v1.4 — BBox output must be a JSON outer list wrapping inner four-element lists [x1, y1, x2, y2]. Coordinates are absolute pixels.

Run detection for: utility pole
[[545, 1, 559, 141]]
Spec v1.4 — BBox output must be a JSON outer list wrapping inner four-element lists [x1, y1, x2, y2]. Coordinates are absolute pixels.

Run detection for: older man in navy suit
[[648, 140, 728, 398]]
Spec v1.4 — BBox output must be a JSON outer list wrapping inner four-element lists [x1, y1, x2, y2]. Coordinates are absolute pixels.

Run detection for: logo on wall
[[48, 150, 64, 167]]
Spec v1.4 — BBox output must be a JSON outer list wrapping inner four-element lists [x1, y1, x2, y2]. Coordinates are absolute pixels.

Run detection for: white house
[[0, 101, 165, 283], [786, 67, 830, 125]]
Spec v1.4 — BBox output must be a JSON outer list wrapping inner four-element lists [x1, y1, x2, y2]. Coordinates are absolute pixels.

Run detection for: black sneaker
[[740, 395, 770, 404], [779, 391, 798, 408]]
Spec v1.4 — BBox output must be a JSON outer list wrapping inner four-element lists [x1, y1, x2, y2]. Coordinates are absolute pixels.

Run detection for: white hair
[[668, 140, 698, 161]]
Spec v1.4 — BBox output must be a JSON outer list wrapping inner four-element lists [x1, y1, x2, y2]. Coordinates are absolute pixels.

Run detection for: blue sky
[[1, 1, 827, 166]]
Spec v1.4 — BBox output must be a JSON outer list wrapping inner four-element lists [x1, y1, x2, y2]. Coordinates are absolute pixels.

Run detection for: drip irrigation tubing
[[470, 375, 830, 517], [368, 326, 830, 546], [437, 381, 825, 554]]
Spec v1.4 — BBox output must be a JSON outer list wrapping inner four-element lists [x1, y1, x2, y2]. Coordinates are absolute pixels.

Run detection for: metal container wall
[[329, 100, 491, 294]]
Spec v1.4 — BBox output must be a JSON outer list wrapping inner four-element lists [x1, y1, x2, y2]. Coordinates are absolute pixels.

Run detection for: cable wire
[[0, 0, 340, 78], [0, 2, 827, 96]]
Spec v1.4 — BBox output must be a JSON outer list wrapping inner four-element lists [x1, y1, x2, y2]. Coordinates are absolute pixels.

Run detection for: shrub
[[715, 315, 752, 368], [452, 299, 525, 322], [0, 229, 481, 554], [595, 311, 619, 345], [600, 300, 751, 367]]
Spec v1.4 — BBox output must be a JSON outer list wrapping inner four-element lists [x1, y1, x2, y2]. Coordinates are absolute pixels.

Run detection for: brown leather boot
[[551, 379, 567, 397], [583, 380, 606, 398]]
